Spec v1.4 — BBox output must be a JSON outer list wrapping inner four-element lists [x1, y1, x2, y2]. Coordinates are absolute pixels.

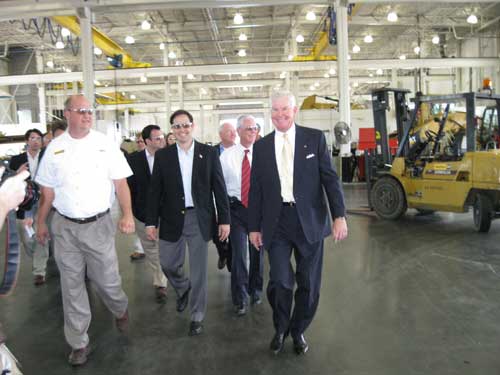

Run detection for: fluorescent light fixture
[[306, 11, 316, 21], [141, 20, 151, 30], [467, 14, 478, 24], [233, 13, 244, 25], [218, 101, 262, 106], [125, 36, 135, 44], [314, 82, 320, 87], [140, 75, 147, 83], [432, 35, 440, 44], [324, 73, 330, 78], [238, 49, 247, 57], [239, 33, 247, 41], [387, 11, 398, 22], [226, 24, 262, 29], [217, 84, 262, 88], [61, 27, 71, 37], [242, 86, 249, 91], [55, 41, 65, 49], [93, 80, 101, 85], [399, 54, 406, 60], [296, 34, 305, 43], [353, 82, 359, 88], [329, 68, 336, 75], [414, 46, 421, 54], [347, 54, 351, 60], [130, 94, 136, 99], [159, 43, 165, 50], [168, 51, 176, 59], [364, 35, 373, 43], [94, 47, 102, 55], [309, 85, 315, 90], [287, 54, 294, 61], [187, 73, 195, 80], [65, 67, 72, 73], [376, 68, 383, 75], [200, 88, 208, 95], [46, 61, 54, 68], [279, 71, 286, 79], [352, 44, 360, 53], [241, 72, 248, 77]]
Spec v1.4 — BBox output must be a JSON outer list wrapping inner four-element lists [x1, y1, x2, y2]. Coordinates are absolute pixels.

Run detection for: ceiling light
[[347, 54, 351, 60], [159, 43, 165, 50], [314, 82, 320, 87], [309, 85, 315, 91], [238, 49, 246, 57], [94, 47, 102, 55], [279, 71, 286, 79], [130, 94, 136, 99], [121, 92, 126, 96], [61, 27, 71, 37], [168, 51, 177, 59], [353, 82, 359, 88], [55, 41, 65, 49], [363, 35, 373, 43], [242, 86, 249, 91], [387, 11, 398, 22], [432, 35, 440, 44], [467, 14, 478, 25], [399, 54, 406, 60], [46, 61, 54, 68], [287, 54, 294, 60], [234, 13, 244, 25], [125, 36, 135, 44], [65, 67, 72, 73], [200, 88, 208, 95], [187, 73, 195, 80], [239, 33, 247, 41], [93, 79, 101, 85], [306, 11, 316, 21], [241, 72, 248, 77], [329, 68, 336, 75], [414, 45, 421, 54], [376, 68, 383, 75], [296, 34, 305, 43], [140, 75, 147, 83], [141, 20, 151, 30], [352, 44, 360, 53], [324, 73, 330, 78], [369, 73, 374, 77]]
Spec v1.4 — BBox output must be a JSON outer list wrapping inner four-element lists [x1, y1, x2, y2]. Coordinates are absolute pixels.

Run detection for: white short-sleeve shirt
[[36, 129, 132, 218], [220, 143, 253, 200]]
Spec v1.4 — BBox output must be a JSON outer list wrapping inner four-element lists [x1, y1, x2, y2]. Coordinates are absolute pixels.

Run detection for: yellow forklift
[[367, 89, 500, 232]]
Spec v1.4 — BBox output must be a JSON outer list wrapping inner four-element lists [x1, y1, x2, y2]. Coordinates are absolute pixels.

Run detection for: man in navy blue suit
[[248, 91, 348, 355]]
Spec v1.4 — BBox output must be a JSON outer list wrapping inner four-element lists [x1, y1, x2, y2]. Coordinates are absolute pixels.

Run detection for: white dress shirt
[[36, 129, 132, 218], [176, 141, 195, 207], [145, 149, 155, 174], [27, 150, 41, 178], [220, 143, 253, 200], [274, 123, 296, 202]]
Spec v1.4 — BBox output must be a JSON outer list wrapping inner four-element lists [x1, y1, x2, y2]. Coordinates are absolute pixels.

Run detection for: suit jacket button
[[181, 210, 185, 214]]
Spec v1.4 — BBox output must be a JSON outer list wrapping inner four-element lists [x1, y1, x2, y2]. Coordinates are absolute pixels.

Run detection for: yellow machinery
[[367, 91, 500, 232]]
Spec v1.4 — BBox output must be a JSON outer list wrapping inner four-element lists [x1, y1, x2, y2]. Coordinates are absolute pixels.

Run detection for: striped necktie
[[241, 149, 251, 207]]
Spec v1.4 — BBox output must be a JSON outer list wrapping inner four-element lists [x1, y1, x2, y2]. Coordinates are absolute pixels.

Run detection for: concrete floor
[[1, 184, 500, 374]]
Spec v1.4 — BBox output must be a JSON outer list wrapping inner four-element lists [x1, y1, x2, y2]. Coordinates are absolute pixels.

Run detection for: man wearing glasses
[[145, 109, 230, 337], [35, 94, 135, 366], [9, 128, 49, 286], [220, 115, 264, 316], [127, 125, 168, 303]]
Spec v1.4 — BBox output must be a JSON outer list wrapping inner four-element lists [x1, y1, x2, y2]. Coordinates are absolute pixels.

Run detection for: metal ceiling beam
[[0, 58, 497, 86]]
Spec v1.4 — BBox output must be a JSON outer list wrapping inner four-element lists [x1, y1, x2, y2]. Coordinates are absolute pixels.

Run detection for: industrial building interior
[[1, 0, 500, 374]]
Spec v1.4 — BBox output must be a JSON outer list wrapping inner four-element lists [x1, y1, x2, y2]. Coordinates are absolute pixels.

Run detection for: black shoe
[[217, 257, 226, 270], [269, 333, 286, 354], [235, 303, 247, 316], [176, 287, 190, 312], [188, 321, 203, 336], [250, 294, 262, 305], [293, 334, 309, 355]]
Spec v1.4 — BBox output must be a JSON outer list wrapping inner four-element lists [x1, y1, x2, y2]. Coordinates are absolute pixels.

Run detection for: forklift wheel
[[371, 177, 407, 220], [473, 193, 493, 233]]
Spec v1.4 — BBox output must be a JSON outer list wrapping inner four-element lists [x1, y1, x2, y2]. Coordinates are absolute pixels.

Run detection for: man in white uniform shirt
[[220, 115, 263, 316], [35, 94, 135, 367]]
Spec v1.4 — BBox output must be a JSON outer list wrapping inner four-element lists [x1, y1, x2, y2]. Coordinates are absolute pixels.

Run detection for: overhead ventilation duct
[[51, 16, 151, 69]]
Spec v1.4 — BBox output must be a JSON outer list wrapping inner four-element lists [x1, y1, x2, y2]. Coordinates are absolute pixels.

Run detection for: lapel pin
[[199, 154, 203, 159], [304, 145, 307, 148]]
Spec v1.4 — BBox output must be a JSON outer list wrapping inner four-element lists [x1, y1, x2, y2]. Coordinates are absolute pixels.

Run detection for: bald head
[[218, 122, 236, 148]]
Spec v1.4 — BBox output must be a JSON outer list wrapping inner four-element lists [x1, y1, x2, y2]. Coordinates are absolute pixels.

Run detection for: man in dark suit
[[248, 91, 348, 355], [127, 125, 168, 303], [146, 109, 230, 336], [9, 128, 48, 286]]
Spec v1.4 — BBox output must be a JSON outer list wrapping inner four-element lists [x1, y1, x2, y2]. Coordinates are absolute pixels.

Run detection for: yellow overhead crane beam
[[51, 16, 151, 69], [293, 31, 336, 62]]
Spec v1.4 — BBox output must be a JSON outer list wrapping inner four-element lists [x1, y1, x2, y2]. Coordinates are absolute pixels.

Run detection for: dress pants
[[159, 209, 208, 322], [229, 203, 263, 306], [134, 217, 168, 288], [51, 212, 128, 350], [266, 205, 324, 338]]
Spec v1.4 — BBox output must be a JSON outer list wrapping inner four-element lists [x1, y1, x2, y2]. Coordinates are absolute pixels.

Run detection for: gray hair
[[236, 115, 256, 129], [63, 94, 86, 110], [218, 122, 235, 133], [270, 90, 296, 108]]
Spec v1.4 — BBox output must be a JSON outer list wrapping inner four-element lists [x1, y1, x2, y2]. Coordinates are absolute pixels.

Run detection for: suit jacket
[[248, 125, 345, 249], [127, 149, 152, 223], [9, 149, 45, 220], [145, 141, 230, 242]]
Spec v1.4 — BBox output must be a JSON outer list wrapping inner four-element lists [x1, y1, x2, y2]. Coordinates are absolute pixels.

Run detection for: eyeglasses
[[151, 135, 165, 141], [243, 126, 259, 132], [136, 140, 145, 144], [28, 136, 42, 141], [171, 122, 192, 130], [67, 108, 94, 115]]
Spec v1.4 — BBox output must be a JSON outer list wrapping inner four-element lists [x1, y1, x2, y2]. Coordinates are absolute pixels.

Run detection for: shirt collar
[[275, 123, 296, 138], [236, 143, 253, 154], [145, 148, 154, 159], [176, 140, 195, 155]]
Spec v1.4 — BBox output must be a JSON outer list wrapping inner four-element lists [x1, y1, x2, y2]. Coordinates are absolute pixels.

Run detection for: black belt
[[60, 209, 110, 224], [185, 207, 195, 211], [282, 202, 296, 206]]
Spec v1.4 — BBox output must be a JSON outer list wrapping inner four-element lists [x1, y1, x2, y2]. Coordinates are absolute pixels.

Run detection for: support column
[[35, 50, 46, 129], [335, 0, 351, 156], [72, 81, 78, 95], [178, 76, 184, 109], [292, 72, 299, 105], [124, 108, 130, 137], [199, 104, 205, 141], [78, 7, 95, 109], [391, 68, 398, 88], [163, 47, 171, 128]]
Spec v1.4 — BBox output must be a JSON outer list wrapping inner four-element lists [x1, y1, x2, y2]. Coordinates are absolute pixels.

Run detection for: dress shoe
[[129, 252, 145, 261], [188, 321, 203, 336], [155, 286, 167, 304], [269, 333, 286, 354], [293, 334, 309, 355], [34, 275, 46, 286], [176, 287, 190, 312], [115, 309, 129, 332], [235, 303, 247, 316], [250, 294, 262, 305], [68, 345, 92, 366], [217, 257, 226, 270]]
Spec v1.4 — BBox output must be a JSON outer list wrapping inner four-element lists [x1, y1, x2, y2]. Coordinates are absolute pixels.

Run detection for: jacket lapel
[[266, 132, 281, 193], [293, 125, 308, 190], [191, 141, 202, 191], [140, 150, 151, 180]]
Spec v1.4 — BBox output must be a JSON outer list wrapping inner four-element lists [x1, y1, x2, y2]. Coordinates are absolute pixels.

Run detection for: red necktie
[[241, 149, 250, 208]]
